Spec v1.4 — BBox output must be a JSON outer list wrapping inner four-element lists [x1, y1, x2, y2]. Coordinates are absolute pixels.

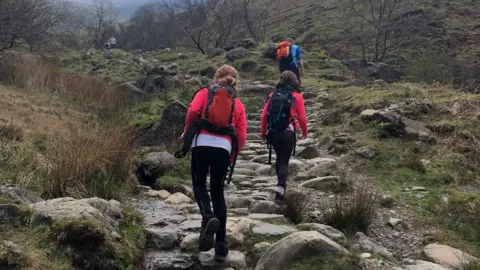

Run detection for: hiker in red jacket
[[260, 70, 308, 201], [183, 65, 247, 262]]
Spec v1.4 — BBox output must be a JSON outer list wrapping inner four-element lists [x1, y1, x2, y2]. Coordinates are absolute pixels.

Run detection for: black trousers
[[191, 146, 230, 243], [280, 66, 301, 85], [271, 130, 295, 188]]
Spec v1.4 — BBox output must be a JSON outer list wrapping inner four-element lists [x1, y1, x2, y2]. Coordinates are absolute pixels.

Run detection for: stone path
[[130, 86, 470, 269], [131, 87, 331, 269]]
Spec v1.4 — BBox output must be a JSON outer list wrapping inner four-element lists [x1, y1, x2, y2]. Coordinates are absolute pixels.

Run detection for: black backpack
[[267, 85, 293, 133], [265, 85, 296, 164]]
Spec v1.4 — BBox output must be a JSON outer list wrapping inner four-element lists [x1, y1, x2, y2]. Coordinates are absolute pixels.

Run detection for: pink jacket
[[184, 88, 247, 155], [260, 91, 308, 138]]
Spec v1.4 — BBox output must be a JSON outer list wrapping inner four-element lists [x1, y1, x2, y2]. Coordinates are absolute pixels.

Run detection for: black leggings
[[191, 146, 230, 243], [271, 130, 295, 188]]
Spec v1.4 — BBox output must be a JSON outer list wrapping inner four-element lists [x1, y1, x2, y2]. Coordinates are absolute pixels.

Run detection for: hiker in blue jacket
[[276, 38, 304, 84]]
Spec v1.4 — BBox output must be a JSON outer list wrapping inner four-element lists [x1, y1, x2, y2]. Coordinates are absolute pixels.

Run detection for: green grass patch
[[287, 253, 362, 270]]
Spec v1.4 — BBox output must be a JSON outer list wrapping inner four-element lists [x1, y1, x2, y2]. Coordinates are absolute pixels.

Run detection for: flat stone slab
[[248, 214, 285, 221], [252, 222, 298, 236], [198, 249, 247, 269]]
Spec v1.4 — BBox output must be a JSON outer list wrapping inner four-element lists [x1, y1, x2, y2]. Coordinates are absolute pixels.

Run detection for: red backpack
[[202, 84, 236, 132]]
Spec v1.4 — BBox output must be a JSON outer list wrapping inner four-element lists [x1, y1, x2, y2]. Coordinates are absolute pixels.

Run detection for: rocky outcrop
[[360, 109, 432, 140], [0, 241, 26, 269], [136, 151, 178, 186], [29, 197, 123, 231], [136, 99, 188, 146], [341, 59, 404, 83], [423, 243, 479, 268], [255, 231, 347, 270], [226, 48, 248, 61], [0, 182, 43, 204]]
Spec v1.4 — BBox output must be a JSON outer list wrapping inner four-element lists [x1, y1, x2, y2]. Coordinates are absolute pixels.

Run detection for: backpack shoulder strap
[[191, 85, 209, 102]]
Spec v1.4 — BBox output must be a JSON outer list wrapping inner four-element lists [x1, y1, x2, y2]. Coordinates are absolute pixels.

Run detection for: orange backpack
[[203, 84, 236, 131], [276, 41, 293, 64]]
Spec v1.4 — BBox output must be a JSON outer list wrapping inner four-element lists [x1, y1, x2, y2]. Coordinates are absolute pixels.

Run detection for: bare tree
[[199, 0, 238, 48], [159, 0, 207, 54], [126, 4, 179, 51], [91, 0, 118, 48], [336, 0, 410, 61], [0, 0, 69, 52], [242, 0, 278, 42]]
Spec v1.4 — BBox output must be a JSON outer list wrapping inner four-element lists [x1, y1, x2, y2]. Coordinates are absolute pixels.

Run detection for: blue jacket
[[280, 44, 302, 69]]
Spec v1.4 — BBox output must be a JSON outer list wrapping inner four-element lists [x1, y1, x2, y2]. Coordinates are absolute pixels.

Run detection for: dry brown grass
[[43, 123, 136, 200], [0, 54, 133, 118]]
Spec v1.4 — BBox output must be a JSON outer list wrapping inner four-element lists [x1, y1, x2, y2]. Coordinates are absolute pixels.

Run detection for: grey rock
[[29, 197, 123, 232], [297, 223, 346, 241], [423, 243, 478, 268], [200, 66, 217, 78], [388, 218, 402, 228], [298, 176, 341, 190], [199, 249, 247, 270], [404, 260, 451, 270], [185, 77, 202, 86], [137, 99, 187, 147], [264, 44, 277, 60], [295, 161, 338, 181], [255, 231, 347, 270], [250, 201, 281, 214], [252, 222, 297, 236], [362, 110, 432, 140], [137, 152, 178, 186], [180, 233, 199, 251], [226, 47, 248, 61], [146, 228, 179, 250], [0, 240, 25, 268], [144, 251, 195, 269], [355, 147, 376, 159], [0, 183, 42, 204], [297, 138, 315, 146], [179, 220, 202, 231], [248, 214, 285, 221], [226, 196, 254, 208], [240, 83, 274, 93], [296, 145, 320, 159], [0, 204, 25, 225]]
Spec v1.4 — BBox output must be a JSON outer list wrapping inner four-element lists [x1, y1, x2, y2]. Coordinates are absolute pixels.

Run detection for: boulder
[[0, 204, 26, 225], [296, 145, 320, 159], [298, 176, 342, 191], [295, 161, 337, 181], [136, 152, 178, 186], [255, 231, 347, 270], [198, 249, 247, 269], [200, 66, 217, 78], [0, 241, 26, 269], [404, 260, 451, 270], [297, 223, 346, 241], [250, 201, 282, 214], [252, 222, 297, 236], [144, 251, 195, 270], [145, 228, 179, 250], [136, 75, 167, 94], [423, 243, 478, 268], [145, 189, 171, 200], [165, 193, 192, 204], [29, 197, 123, 232], [361, 110, 432, 140], [0, 183, 43, 204], [136, 99, 188, 147], [117, 82, 147, 99], [226, 217, 256, 246], [341, 59, 404, 83], [180, 233, 199, 251], [355, 147, 376, 159], [226, 48, 248, 61], [264, 44, 277, 60]]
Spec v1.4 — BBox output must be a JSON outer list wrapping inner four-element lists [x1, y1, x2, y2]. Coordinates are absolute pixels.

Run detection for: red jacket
[[260, 91, 308, 138], [184, 88, 247, 155]]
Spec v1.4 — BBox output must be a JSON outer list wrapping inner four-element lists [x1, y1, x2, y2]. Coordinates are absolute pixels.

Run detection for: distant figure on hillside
[[109, 36, 117, 49], [276, 38, 304, 85]]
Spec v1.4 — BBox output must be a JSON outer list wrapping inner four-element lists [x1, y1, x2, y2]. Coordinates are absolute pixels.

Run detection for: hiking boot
[[198, 217, 220, 251], [274, 186, 285, 202], [214, 241, 229, 262]]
